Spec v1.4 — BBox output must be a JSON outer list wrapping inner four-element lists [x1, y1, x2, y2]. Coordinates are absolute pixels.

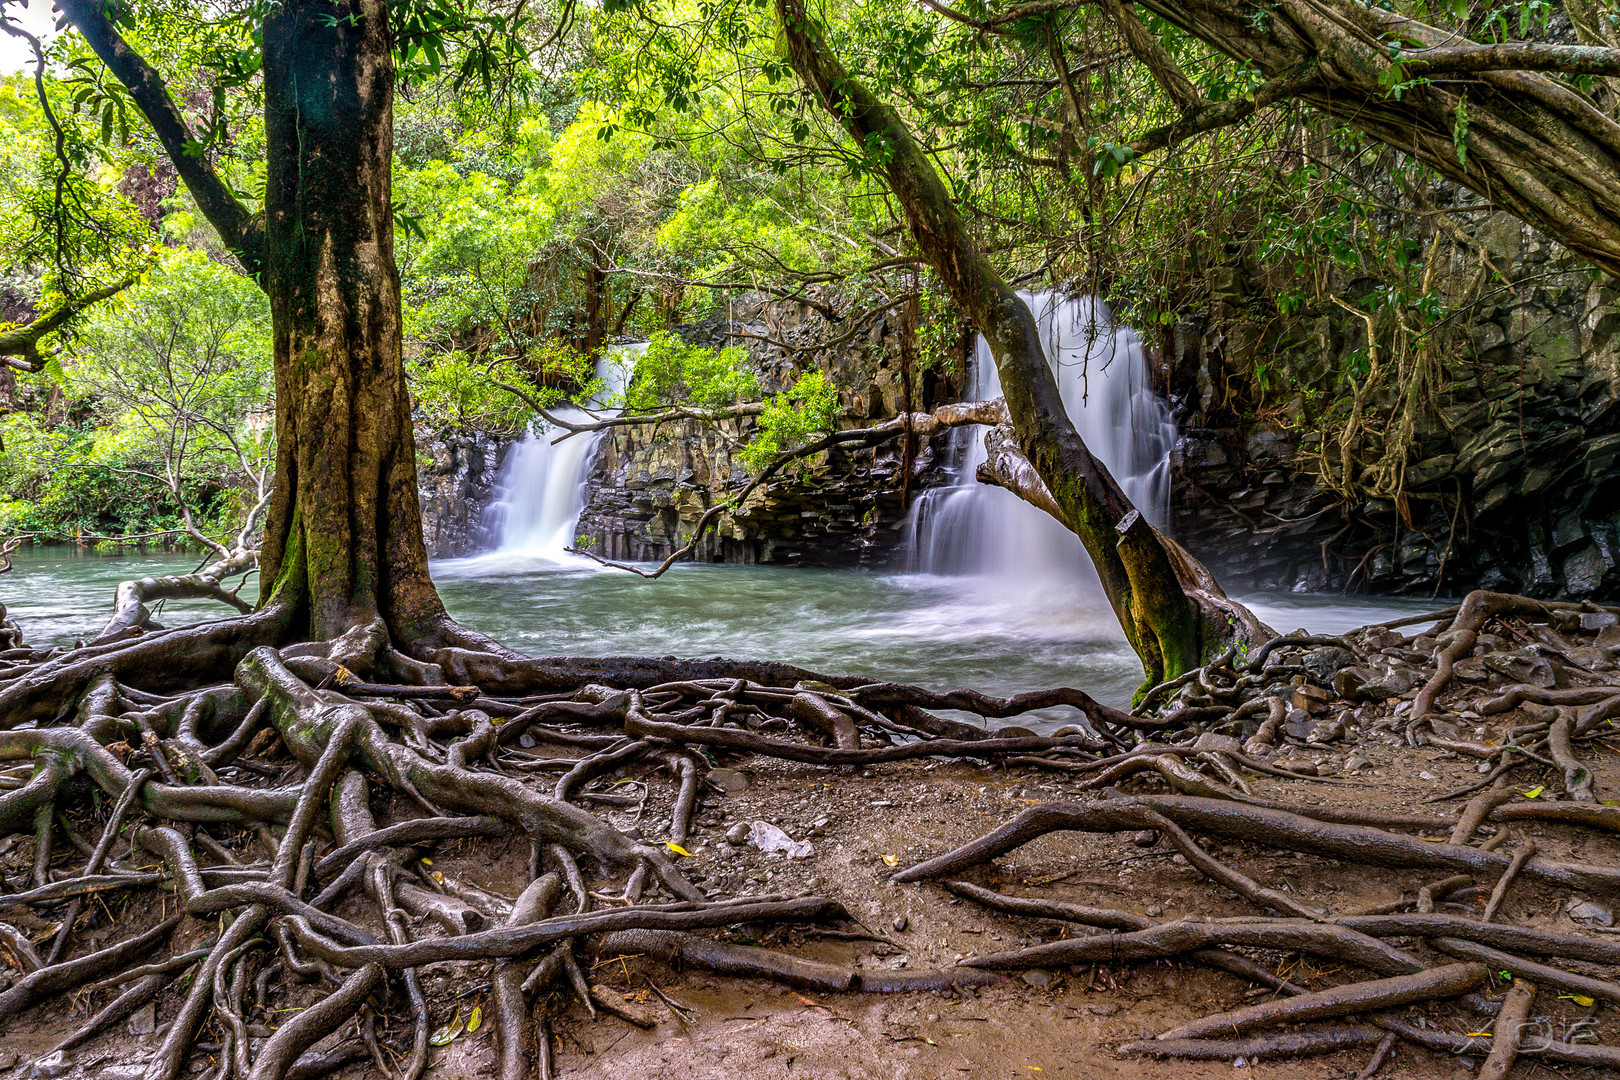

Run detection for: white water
[[904, 292, 1176, 588], [479, 344, 643, 561]]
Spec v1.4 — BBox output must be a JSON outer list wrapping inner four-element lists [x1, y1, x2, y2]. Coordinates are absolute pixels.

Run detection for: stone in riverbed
[[1301, 647, 1355, 685]]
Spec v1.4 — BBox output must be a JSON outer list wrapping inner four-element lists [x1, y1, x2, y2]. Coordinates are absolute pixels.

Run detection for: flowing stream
[[2, 548, 1436, 713], [0, 303, 1439, 716]]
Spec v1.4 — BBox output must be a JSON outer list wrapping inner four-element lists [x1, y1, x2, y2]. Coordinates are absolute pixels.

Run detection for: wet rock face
[[1167, 213, 1620, 600], [575, 417, 956, 568], [576, 294, 965, 568], [415, 429, 511, 558]]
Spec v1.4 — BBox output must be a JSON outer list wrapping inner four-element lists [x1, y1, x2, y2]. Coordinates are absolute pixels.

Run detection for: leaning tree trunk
[[775, 0, 1263, 686], [257, 0, 448, 647]]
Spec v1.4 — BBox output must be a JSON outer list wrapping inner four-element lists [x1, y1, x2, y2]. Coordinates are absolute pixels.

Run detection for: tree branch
[[0, 281, 132, 369], [571, 400, 1009, 578], [55, 0, 266, 278], [1397, 42, 1620, 78]]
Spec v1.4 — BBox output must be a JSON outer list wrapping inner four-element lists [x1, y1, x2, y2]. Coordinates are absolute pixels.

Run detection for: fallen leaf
[[1559, 994, 1596, 1007], [428, 1008, 464, 1046], [466, 1006, 483, 1033], [420, 858, 433, 866], [883, 854, 899, 867], [665, 842, 696, 857], [1520, 786, 1545, 799]]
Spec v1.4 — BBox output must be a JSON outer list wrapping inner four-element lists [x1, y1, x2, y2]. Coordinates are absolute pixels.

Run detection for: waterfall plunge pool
[[3, 546, 1439, 717]]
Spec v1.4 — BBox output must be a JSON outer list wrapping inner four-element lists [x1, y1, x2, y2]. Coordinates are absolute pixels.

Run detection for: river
[[1, 547, 1436, 710]]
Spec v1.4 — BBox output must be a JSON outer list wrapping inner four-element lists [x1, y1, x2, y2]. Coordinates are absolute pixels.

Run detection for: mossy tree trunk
[[775, 0, 1263, 684], [64, 0, 454, 652], [254, 0, 448, 646]]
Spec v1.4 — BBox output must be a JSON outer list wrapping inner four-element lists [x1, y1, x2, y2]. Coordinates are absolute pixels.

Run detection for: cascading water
[[479, 343, 643, 561], [904, 292, 1176, 587]]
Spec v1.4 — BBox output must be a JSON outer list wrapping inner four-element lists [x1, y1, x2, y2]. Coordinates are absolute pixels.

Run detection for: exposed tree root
[[1, 582, 1618, 1076]]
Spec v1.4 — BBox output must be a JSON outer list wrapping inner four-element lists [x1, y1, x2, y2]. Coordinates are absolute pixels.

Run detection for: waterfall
[[481, 344, 642, 560], [904, 292, 1175, 586]]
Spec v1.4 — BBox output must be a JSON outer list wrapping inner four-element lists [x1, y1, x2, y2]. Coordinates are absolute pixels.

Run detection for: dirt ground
[[3, 699, 1617, 1080]]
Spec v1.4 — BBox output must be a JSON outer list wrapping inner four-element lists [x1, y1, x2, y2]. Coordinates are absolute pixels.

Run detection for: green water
[[1, 547, 1436, 711]]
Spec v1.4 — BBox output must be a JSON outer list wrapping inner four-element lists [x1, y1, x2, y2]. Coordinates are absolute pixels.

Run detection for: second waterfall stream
[[904, 291, 1176, 587]]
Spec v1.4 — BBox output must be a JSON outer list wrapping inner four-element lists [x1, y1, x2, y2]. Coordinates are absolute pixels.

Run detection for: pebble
[[1131, 830, 1158, 847], [1419, 770, 1437, 782], [1567, 898, 1614, 927], [892, 915, 909, 932], [0, 1051, 17, 1071], [1022, 969, 1053, 987], [1144, 904, 1163, 918], [725, 822, 751, 845], [706, 769, 749, 794], [129, 1000, 156, 1034], [1087, 1002, 1120, 1017], [27, 1052, 69, 1079], [1344, 755, 1371, 773]]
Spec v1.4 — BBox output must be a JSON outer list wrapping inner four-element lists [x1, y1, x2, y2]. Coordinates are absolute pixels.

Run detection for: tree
[[2, 2, 1620, 1077], [66, 249, 274, 643]]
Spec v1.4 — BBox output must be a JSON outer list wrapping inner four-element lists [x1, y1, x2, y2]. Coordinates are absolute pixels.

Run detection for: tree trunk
[[255, 0, 448, 646], [775, 0, 1263, 686]]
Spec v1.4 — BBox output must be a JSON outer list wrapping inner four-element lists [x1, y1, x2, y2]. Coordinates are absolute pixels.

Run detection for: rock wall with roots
[[1165, 206, 1620, 600]]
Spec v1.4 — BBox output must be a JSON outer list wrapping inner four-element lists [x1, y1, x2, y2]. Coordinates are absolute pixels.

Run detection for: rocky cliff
[[1166, 213, 1620, 600], [572, 295, 963, 568], [416, 429, 509, 558]]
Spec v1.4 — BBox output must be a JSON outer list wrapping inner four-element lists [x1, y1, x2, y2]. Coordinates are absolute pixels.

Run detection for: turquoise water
[[1, 546, 1435, 708]]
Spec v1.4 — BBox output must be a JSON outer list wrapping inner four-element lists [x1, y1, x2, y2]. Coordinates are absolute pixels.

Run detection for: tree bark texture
[[257, 0, 447, 644]]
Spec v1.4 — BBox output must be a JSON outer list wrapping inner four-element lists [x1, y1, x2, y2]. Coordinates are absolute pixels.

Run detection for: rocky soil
[[5, 594, 1620, 1080]]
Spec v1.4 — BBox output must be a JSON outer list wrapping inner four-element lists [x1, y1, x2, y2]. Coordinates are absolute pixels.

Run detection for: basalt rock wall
[[417, 294, 966, 563], [416, 429, 510, 558], [1166, 214, 1620, 600], [576, 295, 965, 567]]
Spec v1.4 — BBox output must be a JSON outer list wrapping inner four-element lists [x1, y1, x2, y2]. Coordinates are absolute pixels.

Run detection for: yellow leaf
[[420, 858, 433, 866], [432, 871, 444, 883], [466, 1006, 483, 1033], [1520, 786, 1545, 799], [1025, 1068, 1043, 1072], [429, 1008, 464, 1046], [1559, 994, 1596, 1007], [665, 842, 696, 857], [882, 854, 899, 867], [1602, 800, 1620, 807]]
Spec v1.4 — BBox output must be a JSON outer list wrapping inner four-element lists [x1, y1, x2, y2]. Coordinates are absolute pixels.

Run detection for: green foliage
[[0, 249, 273, 539], [740, 369, 839, 473], [409, 340, 596, 436], [622, 330, 756, 411]]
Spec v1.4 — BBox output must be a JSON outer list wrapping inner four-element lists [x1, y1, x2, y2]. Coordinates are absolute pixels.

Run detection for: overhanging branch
[[56, 0, 266, 279]]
